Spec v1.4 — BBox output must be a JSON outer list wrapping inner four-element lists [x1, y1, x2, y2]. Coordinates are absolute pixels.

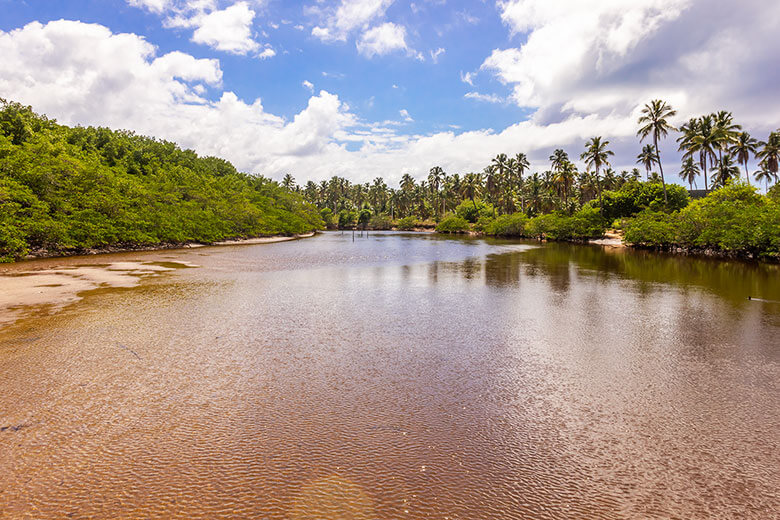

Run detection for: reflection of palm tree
[[581, 136, 614, 211], [638, 99, 676, 203]]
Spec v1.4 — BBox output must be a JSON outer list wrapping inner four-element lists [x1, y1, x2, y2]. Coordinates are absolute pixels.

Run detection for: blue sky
[[1, 0, 778, 185]]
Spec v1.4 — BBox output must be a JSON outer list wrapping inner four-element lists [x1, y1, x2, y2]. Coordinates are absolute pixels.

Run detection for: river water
[[1, 231, 778, 519]]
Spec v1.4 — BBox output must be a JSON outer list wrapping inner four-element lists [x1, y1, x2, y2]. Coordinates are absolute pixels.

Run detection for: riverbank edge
[[17, 232, 318, 262]]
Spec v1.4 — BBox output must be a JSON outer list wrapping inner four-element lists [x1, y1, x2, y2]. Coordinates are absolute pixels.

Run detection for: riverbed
[[1, 231, 778, 518]]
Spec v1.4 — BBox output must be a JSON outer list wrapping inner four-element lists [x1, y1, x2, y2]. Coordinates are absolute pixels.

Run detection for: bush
[[396, 216, 420, 230], [600, 181, 689, 221], [623, 211, 677, 245], [484, 213, 527, 236], [525, 208, 607, 241], [454, 199, 494, 223], [368, 213, 393, 230], [435, 214, 470, 233]]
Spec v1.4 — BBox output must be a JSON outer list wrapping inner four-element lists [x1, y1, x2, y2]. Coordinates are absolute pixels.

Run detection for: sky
[[1, 0, 779, 186]]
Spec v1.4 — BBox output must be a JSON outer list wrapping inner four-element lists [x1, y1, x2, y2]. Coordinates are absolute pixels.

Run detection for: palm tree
[[730, 132, 758, 186], [713, 111, 742, 164], [581, 136, 614, 211], [636, 144, 659, 180], [282, 173, 296, 190], [711, 155, 740, 189], [637, 99, 677, 203], [549, 149, 569, 172], [755, 162, 778, 192], [554, 161, 577, 210], [679, 157, 700, 190], [756, 131, 780, 189], [460, 172, 483, 212], [428, 166, 445, 219], [678, 115, 717, 193]]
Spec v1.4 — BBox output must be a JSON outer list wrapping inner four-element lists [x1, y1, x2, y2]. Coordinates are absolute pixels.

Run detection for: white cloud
[[3, 2, 780, 188], [309, 0, 394, 42], [187, 2, 260, 54], [356, 22, 409, 58], [400, 109, 413, 122], [128, 0, 263, 56], [128, 0, 172, 13], [258, 47, 276, 59], [464, 92, 503, 104], [302, 80, 314, 92], [430, 47, 445, 63], [460, 70, 474, 85]]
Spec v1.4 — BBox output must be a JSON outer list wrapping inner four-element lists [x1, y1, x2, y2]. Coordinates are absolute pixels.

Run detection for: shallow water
[[1, 231, 778, 519]]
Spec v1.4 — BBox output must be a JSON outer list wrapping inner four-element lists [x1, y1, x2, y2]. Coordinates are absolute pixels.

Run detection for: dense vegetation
[[278, 99, 778, 258], [0, 100, 323, 262]]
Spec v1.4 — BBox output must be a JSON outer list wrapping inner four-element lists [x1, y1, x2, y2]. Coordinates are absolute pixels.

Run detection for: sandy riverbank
[[0, 233, 316, 327]]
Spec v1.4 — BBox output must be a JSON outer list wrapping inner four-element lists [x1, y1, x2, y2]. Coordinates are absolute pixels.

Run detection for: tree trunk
[[596, 166, 603, 214], [744, 158, 751, 186], [654, 134, 668, 204]]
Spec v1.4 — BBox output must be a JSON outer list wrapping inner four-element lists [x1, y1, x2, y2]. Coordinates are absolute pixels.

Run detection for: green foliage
[[396, 216, 420, 230], [599, 181, 689, 221], [767, 184, 780, 203], [623, 211, 677, 245], [454, 199, 494, 223], [624, 184, 780, 257], [0, 100, 324, 261], [338, 209, 358, 228], [368, 213, 393, 230], [320, 207, 335, 228], [526, 208, 608, 240], [484, 213, 527, 236], [435, 214, 470, 233]]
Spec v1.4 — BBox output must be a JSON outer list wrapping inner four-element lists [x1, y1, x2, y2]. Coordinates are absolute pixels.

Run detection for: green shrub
[[396, 216, 420, 230], [435, 214, 470, 233], [623, 211, 677, 245], [368, 213, 393, 230], [600, 181, 689, 221], [484, 213, 527, 236], [454, 199, 494, 223]]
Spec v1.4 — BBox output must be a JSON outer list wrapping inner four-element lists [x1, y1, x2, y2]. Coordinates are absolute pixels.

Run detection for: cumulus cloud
[[128, 0, 263, 56], [309, 0, 394, 42], [356, 22, 410, 58]]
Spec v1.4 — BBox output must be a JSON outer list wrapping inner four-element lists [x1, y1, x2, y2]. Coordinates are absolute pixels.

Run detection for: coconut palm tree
[[713, 111, 742, 164], [730, 132, 758, 186], [581, 136, 614, 211], [711, 155, 740, 189], [637, 99, 677, 203], [756, 131, 780, 188], [460, 172, 483, 213], [678, 115, 717, 193], [679, 156, 700, 189], [554, 161, 577, 210], [282, 173, 296, 190], [755, 162, 778, 192], [428, 166, 445, 218], [636, 144, 658, 180], [549, 149, 569, 172]]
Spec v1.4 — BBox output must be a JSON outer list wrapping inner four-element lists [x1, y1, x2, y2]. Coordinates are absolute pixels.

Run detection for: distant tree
[[638, 99, 677, 203]]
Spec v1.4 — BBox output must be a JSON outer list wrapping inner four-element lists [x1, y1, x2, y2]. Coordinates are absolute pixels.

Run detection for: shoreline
[[17, 232, 317, 264]]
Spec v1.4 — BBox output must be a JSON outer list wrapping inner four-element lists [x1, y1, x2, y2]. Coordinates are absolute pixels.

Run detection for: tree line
[[280, 100, 779, 227], [0, 99, 323, 262]]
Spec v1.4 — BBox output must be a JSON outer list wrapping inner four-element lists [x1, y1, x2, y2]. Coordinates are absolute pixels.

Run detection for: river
[[1, 231, 778, 519]]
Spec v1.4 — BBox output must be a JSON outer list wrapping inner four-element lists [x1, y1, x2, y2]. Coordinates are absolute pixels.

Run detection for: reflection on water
[[1, 231, 778, 519]]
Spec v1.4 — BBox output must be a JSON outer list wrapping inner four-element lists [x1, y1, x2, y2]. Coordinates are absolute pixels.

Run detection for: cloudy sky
[[1, 0, 779, 185]]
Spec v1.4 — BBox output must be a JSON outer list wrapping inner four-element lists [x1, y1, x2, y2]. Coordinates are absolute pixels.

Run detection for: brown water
[[1, 231, 778, 519]]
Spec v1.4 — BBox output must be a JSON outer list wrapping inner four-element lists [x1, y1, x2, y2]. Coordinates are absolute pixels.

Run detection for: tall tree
[[636, 144, 659, 180], [637, 99, 677, 203], [460, 173, 483, 213], [756, 131, 780, 189], [581, 136, 614, 211], [678, 115, 717, 193], [428, 166, 445, 219], [730, 132, 758, 186], [678, 156, 701, 189]]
